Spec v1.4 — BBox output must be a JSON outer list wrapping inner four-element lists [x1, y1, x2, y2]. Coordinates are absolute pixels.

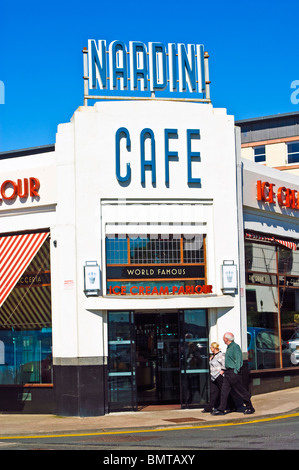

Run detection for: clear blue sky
[[1, 0, 299, 152]]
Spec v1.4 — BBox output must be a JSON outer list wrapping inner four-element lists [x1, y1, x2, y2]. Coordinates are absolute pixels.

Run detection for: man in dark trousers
[[212, 332, 255, 416]]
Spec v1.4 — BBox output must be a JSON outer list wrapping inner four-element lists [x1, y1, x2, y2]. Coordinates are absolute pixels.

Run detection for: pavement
[[0, 386, 298, 437]]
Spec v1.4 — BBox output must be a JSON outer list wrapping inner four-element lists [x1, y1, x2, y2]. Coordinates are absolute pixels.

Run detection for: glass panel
[[254, 146, 265, 155], [108, 311, 136, 411], [246, 285, 292, 369], [288, 154, 299, 164], [245, 241, 299, 370], [106, 236, 128, 264], [278, 247, 293, 274], [289, 250, 299, 276], [130, 236, 181, 264], [287, 142, 299, 164], [183, 235, 204, 263], [280, 288, 299, 366], [245, 242, 276, 273], [108, 376, 134, 411], [0, 329, 52, 384], [135, 316, 157, 403], [288, 142, 299, 153], [108, 311, 131, 342], [181, 309, 209, 407], [108, 342, 132, 373], [278, 247, 299, 276], [158, 313, 180, 402], [254, 146, 266, 163]]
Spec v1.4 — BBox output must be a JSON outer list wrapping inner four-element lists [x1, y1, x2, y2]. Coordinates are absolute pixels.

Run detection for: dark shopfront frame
[[245, 233, 299, 394], [0, 230, 55, 413], [107, 309, 209, 412]]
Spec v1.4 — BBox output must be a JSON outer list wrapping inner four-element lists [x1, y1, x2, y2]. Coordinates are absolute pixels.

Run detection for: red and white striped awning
[[276, 239, 298, 251], [0, 232, 49, 308], [245, 232, 297, 251]]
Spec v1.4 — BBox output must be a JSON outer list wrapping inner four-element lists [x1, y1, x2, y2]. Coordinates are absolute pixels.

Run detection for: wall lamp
[[84, 261, 101, 296], [221, 260, 238, 294]]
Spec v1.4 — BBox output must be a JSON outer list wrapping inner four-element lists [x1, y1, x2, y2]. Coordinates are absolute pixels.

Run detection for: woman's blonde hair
[[211, 342, 220, 349]]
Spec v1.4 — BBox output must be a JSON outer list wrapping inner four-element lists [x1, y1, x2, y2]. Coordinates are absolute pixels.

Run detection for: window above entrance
[[106, 234, 204, 265], [105, 234, 210, 296]]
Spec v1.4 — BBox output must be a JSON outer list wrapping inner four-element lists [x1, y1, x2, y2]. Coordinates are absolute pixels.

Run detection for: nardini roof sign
[[83, 39, 211, 103]]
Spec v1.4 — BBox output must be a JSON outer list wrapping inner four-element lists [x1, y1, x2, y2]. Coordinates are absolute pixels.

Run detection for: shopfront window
[[106, 234, 204, 265], [245, 236, 299, 370], [278, 247, 299, 368], [280, 288, 299, 366], [0, 232, 52, 384], [246, 285, 284, 369], [108, 309, 209, 411], [0, 329, 52, 384], [106, 234, 207, 295]]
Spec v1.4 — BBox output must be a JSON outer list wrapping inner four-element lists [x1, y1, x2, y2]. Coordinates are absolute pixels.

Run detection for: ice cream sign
[[257, 180, 299, 210], [85, 39, 209, 97]]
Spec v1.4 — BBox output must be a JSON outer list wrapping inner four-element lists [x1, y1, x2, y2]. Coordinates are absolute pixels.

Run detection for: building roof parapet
[[0, 144, 55, 160], [236, 112, 299, 144]]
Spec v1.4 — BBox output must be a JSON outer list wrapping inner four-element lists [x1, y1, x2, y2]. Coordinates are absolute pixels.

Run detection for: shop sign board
[[257, 179, 299, 210], [16, 272, 51, 288], [115, 127, 201, 186], [87, 39, 206, 95], [107, 265, 205, 279], [247, 273, 276, 285], [108, 284, 213, 296], [0, 177, 40, 203]]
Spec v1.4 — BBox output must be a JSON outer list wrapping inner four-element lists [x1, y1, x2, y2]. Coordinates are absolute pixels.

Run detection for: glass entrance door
[[108, 309, 209, 411], [180, 309, 209, 407], [135, 312, 180, 405]]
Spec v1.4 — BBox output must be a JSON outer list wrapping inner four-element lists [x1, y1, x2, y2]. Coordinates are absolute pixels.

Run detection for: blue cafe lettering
[[115, 128, 201, 186]]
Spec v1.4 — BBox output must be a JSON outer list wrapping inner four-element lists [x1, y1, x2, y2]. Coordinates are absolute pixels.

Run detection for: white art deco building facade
[[0, 46, 298, 415]]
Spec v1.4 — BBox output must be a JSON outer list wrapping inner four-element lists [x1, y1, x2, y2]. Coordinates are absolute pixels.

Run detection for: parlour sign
[[257, 180, 299, 210], [0, 178, 40, 203], [108, 284, 213, 296], [87, 39, 208, 95]]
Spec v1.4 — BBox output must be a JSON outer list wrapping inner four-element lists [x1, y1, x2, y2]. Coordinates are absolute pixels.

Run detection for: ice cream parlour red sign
[[108, 284, 213, 296], [0, 177, 40, 203], [257, 180, 299, 210]]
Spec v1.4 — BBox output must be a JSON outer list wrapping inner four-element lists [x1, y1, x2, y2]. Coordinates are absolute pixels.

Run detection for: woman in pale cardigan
[[202, 342, 235, 413]]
